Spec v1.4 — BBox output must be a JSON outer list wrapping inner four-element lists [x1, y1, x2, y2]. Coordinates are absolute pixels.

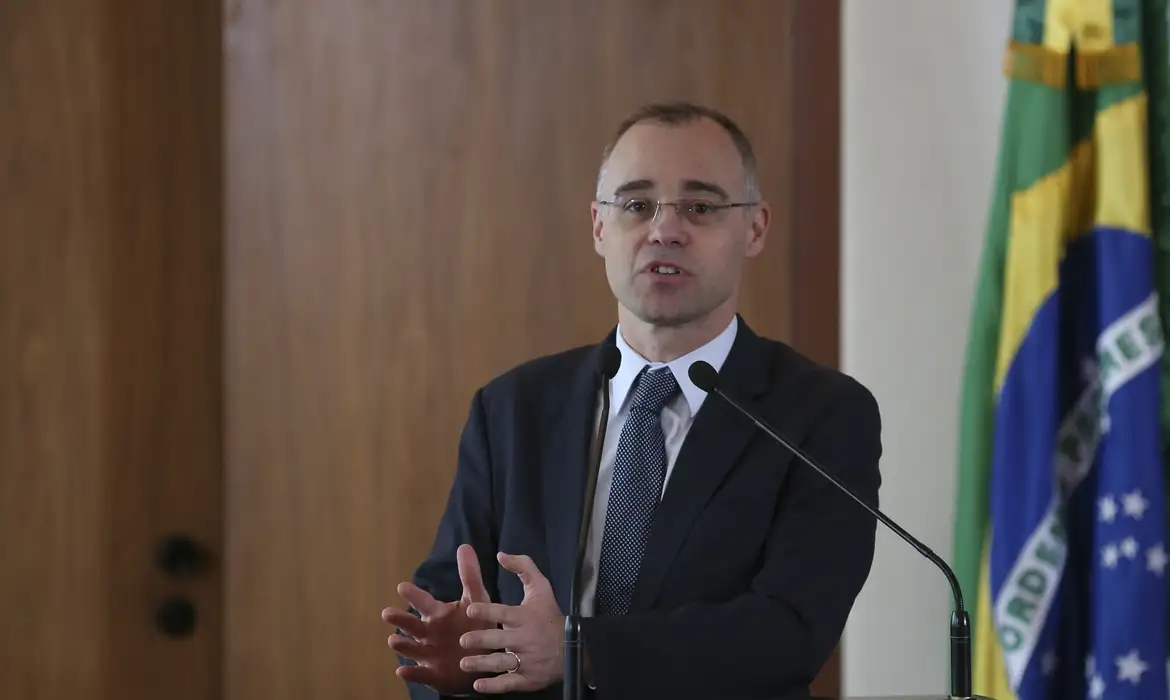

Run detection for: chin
[[632, 306, 706, 328], [619, 284, 724, 327]]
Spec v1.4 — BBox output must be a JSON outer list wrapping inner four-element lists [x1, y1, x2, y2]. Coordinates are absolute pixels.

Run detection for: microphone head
[[688, 361, 719, 392], [597, 345, 621, 380]]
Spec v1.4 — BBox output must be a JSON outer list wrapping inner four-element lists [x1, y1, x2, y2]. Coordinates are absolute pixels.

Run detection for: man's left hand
[[458, 552, 564, 694]]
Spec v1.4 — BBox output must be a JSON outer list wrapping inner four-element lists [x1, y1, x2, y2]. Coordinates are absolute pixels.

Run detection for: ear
[[744, 201, 770, 259], [591, 201, 606, 256]]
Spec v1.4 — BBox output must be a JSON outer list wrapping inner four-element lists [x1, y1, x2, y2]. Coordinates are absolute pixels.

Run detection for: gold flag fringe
[[1004, 40, 1142, 88]]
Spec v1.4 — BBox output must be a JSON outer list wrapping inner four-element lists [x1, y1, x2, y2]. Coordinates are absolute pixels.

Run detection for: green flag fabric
[[953, 2, 1170, 699]]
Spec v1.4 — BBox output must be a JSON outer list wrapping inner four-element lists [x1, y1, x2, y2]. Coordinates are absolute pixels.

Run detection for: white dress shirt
[[577, 315, 738, 616]]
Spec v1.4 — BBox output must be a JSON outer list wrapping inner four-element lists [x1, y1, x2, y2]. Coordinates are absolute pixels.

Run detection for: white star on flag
[[1123, 489, 1149, 519], [1089, 674, 1106, 699], [1103, 543, 1121, 568], [1147, 544, 1168, 576], [1121, 536, 1139, 559], [1099, 495, 1119, 523], [1116, 650, 1148, 684]]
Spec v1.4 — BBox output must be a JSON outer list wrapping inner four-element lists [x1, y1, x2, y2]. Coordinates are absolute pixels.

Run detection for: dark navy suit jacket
[[402, 317, 883, 699]]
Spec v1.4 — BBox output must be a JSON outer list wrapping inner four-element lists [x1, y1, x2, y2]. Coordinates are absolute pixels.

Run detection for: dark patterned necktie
[[594, 366, 681, 616]]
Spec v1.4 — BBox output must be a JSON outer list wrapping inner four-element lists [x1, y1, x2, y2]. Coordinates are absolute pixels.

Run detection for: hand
[[382, 544, 497, 696], [458, 552, 565, 694]]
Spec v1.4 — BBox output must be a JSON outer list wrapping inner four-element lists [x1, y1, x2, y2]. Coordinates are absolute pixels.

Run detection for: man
[[381, 102, 882, 699]]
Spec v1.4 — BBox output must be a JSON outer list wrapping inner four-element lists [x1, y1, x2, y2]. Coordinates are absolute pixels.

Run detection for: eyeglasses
[[597, 197, 758, 227]]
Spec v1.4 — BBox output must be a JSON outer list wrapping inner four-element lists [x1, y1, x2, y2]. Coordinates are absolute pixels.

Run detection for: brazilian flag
[[953, 1, 1170, 699]]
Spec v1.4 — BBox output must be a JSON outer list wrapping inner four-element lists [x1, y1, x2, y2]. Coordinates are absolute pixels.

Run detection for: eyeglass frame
[[595, 197, 759, 226]]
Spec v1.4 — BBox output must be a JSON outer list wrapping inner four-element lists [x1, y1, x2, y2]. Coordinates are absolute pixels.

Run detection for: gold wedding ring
[[504, 649, 521, 674]]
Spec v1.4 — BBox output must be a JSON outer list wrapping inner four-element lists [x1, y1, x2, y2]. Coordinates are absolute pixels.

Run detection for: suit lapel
[[542, 333, 615, 613], [628, 318, 773, 611]]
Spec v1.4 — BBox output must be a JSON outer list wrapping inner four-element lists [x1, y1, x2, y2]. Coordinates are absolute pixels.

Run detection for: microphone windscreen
[[688, 361, 719, 392], [597, 345, 621, 380]]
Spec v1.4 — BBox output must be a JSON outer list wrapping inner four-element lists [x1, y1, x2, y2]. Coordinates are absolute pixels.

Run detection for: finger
[[381, 607, 427, 638], [459, 626, 512, 650], [396, 664, 443, 686], [474, 671, 532, 694], [496, 553, 549, 595], [387, 633, 435, 662], [466, 601, 524, 628], [457, 544, 491, 604], [460, 651, 521, 675], [397, 582, 444, 617]]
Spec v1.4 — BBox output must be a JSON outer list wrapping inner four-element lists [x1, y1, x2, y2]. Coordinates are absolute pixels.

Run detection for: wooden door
[[0, 0, 224, 698], [223, 2, 840, 699]]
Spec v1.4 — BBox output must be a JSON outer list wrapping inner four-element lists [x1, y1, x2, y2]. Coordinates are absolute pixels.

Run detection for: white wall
[[841, 0, 1015, 695]]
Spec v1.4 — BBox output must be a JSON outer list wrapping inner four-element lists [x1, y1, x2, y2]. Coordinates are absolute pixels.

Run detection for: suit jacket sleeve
[[580, 377, 883, 699], [397, 388, 502, 700]]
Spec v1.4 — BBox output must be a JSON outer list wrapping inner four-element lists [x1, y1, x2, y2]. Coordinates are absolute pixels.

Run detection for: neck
[[618, 306, 735, 363]]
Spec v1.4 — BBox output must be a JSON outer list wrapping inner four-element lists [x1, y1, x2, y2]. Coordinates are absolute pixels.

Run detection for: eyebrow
[[682, 179, 729, 201], [612, 179, 654, 197], [609, 178, 730, 201]]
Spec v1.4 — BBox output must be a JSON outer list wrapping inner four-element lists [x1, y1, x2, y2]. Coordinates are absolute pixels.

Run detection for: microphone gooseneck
[[564, 345, 621, 700], [687, 360, 973, 700]]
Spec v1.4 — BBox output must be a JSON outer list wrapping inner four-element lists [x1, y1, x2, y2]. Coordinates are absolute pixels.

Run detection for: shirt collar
[[610, 315, 739, 416]]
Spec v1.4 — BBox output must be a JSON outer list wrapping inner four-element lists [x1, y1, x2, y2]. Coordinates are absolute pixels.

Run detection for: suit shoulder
[[760, 338, 881, 420], [756, 338, 884, 472], [476, 343, 596, 403]]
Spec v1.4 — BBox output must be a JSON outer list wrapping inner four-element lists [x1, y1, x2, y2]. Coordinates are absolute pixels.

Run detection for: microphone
[[564, 345, 621, 700], [688, 360, 974, 700]]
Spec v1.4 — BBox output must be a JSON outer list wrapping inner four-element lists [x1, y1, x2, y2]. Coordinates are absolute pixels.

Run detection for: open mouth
[[643, 261, 689, 277]]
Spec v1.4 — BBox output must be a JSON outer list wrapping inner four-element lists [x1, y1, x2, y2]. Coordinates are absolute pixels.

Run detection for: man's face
[[591, 119, 769, 328]]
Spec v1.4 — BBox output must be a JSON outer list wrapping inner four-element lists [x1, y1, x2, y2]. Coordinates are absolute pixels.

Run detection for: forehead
[[601, 119, 745, 196]]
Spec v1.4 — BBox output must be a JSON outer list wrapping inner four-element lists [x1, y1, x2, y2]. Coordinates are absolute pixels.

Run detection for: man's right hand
[[383, 544, 498, 696]]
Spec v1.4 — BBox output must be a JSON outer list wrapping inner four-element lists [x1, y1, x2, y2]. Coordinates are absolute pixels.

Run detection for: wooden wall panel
[[3, 0, 840, 698], [1, 3, 112, 696], [789, 0, 842, 371], [788, 3, 843, 694], [224, 2, 842, 699], [1, 1, 224, 698]]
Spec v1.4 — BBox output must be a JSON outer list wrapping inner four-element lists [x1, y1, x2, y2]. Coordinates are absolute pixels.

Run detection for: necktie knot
[[629, 368, 680, 414]]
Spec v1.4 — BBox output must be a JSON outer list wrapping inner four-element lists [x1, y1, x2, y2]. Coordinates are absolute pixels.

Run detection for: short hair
[[595, 101, 760, 200]]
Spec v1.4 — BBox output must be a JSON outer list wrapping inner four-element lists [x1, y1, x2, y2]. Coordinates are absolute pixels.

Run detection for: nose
[[647, 204, 687, 247]]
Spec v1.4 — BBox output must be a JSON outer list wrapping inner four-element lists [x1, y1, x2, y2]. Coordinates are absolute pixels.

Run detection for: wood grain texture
[[788, 2, 843, 696], [0, 0, 223, 697], [2, 1, 841, 697], [101, 0, 225, 695], [223, 1, 837, 698], [1, 2, 111, 695], [789, 0, 842, 370]]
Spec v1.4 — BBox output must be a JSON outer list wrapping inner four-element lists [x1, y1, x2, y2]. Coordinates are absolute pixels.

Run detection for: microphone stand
[[690, 362, 973, 700], [563, 371, 613, 700]]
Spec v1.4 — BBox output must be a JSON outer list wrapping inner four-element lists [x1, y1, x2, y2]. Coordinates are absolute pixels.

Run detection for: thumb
[[456, 544, 491, 604], [497, 552, 550, 598]]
